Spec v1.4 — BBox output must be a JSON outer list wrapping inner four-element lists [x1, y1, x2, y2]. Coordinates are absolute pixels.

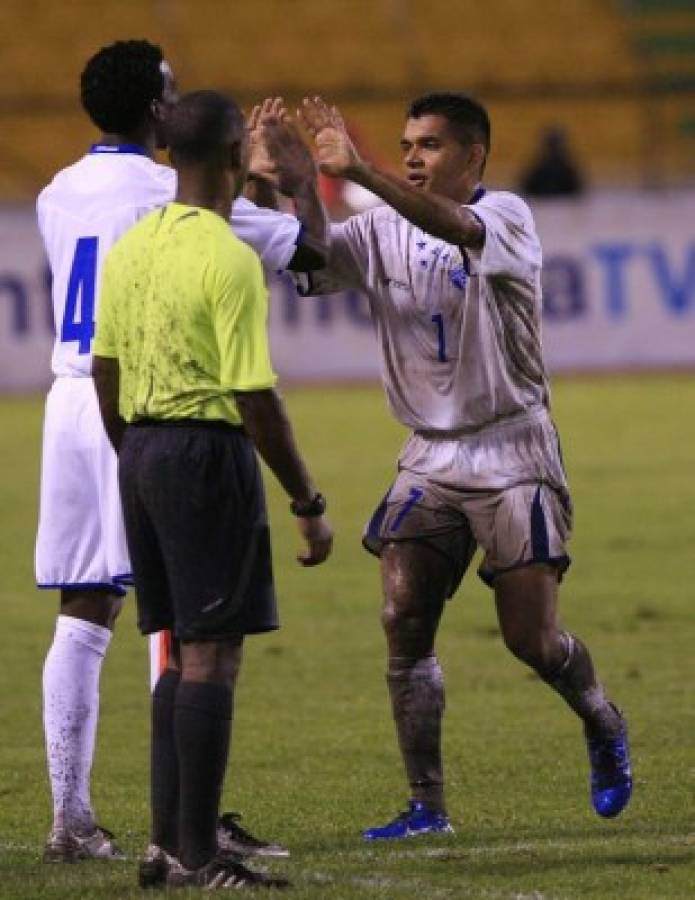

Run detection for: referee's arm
[[234, 387, 333, 566], [93, 356, 126, 453]]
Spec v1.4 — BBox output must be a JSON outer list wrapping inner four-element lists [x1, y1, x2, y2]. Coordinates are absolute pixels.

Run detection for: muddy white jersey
[[300, 188, 548, 433], [38, 145, 301, 377]]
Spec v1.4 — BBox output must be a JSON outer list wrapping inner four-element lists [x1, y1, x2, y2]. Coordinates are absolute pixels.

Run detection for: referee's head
[[165, 91, 247, 188]]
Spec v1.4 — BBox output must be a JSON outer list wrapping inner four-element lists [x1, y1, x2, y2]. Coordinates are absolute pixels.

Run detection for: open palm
[[299, 97, 361, 177]]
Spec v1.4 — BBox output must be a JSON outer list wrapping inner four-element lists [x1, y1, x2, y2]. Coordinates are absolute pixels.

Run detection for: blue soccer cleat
[[586, 715, 633, 818], [362, 800, 454, 841]]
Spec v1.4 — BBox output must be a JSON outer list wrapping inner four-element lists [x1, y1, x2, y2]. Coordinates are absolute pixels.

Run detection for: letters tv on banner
[[1, 193, 694, 391]]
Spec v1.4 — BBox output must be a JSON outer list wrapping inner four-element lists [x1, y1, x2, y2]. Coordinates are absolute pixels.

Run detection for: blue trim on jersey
[[464, 187, 486, 264], [37, 581, 128, 596], [89, 143, 149, 156], [278, 223, 305, 275]]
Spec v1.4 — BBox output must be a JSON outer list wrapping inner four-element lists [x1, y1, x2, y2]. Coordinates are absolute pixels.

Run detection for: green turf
[[0, 376, 694, 898]]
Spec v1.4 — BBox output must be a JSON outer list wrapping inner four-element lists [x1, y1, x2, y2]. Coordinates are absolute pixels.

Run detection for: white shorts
[[35, 376, 131, 593], [363, 408, 573, 592]]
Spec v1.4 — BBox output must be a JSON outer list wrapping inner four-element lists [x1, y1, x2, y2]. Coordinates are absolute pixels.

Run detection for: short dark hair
[[407, 92, 491, 153], [165, 90, 245, 166], [80, 40, 164, 134]]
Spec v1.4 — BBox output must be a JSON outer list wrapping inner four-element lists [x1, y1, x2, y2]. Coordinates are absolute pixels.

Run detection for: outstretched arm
[[246, 97, 329, 270], [298, 97, 483, 249]]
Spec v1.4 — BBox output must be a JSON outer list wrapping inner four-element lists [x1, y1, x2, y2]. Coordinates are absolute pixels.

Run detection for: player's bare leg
[[363, 541, 454, 840], [494, 564, 632, 817], [43, 588, 124, 861], [494, 565, 620, 733]]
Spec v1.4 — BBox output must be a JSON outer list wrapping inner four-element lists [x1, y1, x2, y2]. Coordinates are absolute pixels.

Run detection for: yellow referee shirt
[[93, 203, 277, 425]]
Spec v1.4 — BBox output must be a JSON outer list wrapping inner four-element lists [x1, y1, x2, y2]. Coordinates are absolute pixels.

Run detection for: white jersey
[[35, 144, 301, 593], [300, 189, 547, 433], [38, 144, 301, 376]]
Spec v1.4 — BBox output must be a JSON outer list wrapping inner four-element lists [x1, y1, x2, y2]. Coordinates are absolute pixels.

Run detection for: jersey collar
[[89, 143, 150, 156], [469, 185, 486, 204]]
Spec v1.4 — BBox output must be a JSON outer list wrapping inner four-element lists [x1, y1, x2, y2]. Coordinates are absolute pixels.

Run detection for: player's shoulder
[[474, 189, 535, 225], [206, 210, 263, 278], [37, 156, 88, 210], [108, 157, 175, 207], [337, 202, 395, 237], [231, 196, 271, 217], [141, 158, 177, 195], [38, 155, 174, 214]]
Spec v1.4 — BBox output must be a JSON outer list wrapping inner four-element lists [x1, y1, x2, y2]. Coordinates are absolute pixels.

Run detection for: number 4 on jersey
[[61, 237, 98, 354]]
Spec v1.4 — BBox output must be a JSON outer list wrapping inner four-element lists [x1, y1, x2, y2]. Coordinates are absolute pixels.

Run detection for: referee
[[92, 90, 332, 890]]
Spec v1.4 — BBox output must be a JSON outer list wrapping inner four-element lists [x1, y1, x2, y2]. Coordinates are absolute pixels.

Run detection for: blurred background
[[1, 11, 694, 894], [0, 0, 694, 387]]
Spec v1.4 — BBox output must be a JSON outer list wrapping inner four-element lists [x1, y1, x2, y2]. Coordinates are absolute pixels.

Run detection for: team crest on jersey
[[449, 265, 468, 290]]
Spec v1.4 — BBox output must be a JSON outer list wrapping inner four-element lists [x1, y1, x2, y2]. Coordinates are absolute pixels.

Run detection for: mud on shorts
[[363, 408, 573, 595], [119, 419, 278, 641]]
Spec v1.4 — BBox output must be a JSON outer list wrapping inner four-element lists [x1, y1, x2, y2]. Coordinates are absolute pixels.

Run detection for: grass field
[[0, 376, 694, 899]]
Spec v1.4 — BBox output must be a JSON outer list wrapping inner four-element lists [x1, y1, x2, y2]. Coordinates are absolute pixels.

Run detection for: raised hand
[[247, 97, 286, 186], [298, 96, 362, 178], [262, 116, 319, 198]]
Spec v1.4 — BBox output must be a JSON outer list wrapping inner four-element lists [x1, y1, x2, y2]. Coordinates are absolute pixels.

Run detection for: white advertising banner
[[534, 192, 695, 371], [1, 192, 694, 391]]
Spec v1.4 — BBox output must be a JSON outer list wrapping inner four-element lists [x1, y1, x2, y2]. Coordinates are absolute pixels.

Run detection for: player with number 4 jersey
[[36, 148, 306, 589], [36, 40, 326, 865], [36, 102, 307, 597]]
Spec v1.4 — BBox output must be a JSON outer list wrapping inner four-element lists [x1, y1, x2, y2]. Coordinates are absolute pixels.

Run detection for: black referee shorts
[[118, 419, 278, 641]]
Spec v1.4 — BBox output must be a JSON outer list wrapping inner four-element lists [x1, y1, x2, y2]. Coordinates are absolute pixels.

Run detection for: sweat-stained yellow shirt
[[93, 202, 276, 425]]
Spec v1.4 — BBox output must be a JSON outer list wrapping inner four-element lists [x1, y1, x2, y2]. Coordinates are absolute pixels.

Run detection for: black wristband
[[290, 492, 326, 518]]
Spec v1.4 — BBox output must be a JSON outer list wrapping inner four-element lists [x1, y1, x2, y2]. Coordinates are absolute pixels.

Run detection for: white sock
[[42, 614, 112, 833]]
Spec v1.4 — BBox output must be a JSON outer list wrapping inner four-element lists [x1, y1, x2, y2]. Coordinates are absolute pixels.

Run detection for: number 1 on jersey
[[61, 237, 98, 354], [431, 312, 447, 362]]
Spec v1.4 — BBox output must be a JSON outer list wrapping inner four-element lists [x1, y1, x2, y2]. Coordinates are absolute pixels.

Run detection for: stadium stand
[[625, 0, 695, 186], [0, 0, 693, 199]]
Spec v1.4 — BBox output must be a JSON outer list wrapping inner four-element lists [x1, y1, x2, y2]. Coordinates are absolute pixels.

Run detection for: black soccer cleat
[[167, 851, 290, 890], [217, 811, 290, 858]]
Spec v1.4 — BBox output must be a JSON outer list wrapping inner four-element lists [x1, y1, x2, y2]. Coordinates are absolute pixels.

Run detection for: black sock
[[151, 668, 181, 855], [174, 680, 232, 870]]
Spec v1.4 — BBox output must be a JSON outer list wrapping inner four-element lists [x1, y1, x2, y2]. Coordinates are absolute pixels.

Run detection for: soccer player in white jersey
[[36, 40, 326, 862], [298, 93, 632, 837]]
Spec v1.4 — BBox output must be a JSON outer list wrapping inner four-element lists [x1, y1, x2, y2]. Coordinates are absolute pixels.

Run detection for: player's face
[[400, 114, 480, 201], [153, 60, 179, 150]]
